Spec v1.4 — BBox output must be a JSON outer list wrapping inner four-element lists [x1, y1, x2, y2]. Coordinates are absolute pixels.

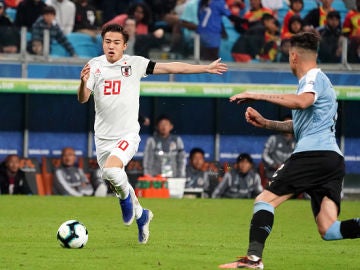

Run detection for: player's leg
[[98, 135, 153, 243], [219, 190, 292, 269], [317, 196, 360, 240]]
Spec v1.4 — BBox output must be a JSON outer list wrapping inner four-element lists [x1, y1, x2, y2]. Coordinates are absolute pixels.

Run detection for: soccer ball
[[57, 220, 88, 248]]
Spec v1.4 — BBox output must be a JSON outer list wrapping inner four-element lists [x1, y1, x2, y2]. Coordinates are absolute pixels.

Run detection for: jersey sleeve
[[301, 69, 319, 103]]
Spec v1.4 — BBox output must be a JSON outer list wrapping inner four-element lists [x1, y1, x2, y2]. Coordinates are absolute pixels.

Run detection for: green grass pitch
[[0, 196, 359, 269]]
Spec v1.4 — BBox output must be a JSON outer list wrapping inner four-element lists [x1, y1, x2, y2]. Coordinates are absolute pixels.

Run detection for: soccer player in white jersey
[[77, 23, 228, 244], [219, 31, 360, 269]]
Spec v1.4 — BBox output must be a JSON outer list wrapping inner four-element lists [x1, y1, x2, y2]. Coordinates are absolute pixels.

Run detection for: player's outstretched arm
[[230, 91, 314, 110], [245, 107, 293, 133], [78, 63, 91, 103], [153, 58, 228, 75]]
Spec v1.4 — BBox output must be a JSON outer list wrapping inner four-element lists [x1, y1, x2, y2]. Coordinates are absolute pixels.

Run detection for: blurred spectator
[[303, 0, 335, 30], [0, 155, 32, 195], [197, 0, 231, 60], [100, 0, 133, 23], [261, 0, 283, 18], [143, 0, 177, 30], [143, 114, 186, 178], [275, 38, 291, 62], [53, 147, 94, 196], [241, 0, 274, 32], [262, 115, 295, 182], [14, 0, 47, 29], [4, 0, 19, 8], [342, 0, 360, 63], [28, 5, 76, 56], [103, 2, 153, 35], [318, 10, 342, 63], [227, 0, 246, 16], [178, 0, 199, 57], [281, 0, 304, 39], [74, 0, 100, 38], [185, 147, 218, 197], [232, 13, 279, 62], [0, 1, 20, 53], [123, 16, 164, 58], [45, 0, 76, 35], [212, 153, 262, 199], [281, 14, 304, 39]]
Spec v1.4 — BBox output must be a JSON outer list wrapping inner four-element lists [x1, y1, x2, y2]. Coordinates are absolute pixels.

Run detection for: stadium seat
[[19, 157, 45, 195], [66, 32, 102, 58], [41, 156, 62, 195], [50, 41, 70, 57]]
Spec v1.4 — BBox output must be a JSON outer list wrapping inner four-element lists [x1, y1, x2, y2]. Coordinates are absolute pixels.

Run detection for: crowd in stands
[[0, 0, 359, 63]]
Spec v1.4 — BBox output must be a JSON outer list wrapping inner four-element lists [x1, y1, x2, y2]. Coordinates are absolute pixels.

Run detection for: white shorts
[[95, 133, 141, 169]]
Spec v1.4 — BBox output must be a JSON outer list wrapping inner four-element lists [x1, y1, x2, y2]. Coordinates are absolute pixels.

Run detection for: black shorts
[[266, 151, 345, 217]]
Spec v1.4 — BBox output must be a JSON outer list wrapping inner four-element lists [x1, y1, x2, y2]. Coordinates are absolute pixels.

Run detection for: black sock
[[247, 210, 274, 258], [340, 218, 360, 239]]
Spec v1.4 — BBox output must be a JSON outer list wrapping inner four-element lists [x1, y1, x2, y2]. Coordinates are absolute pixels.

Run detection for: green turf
[[0, 196, 359, 270]]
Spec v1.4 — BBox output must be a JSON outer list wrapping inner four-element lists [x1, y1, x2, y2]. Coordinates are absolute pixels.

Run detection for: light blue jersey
[[292, 68, 342, 156]]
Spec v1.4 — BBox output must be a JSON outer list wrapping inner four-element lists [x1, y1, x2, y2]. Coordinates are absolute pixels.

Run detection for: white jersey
[[86, 54, 150, 139]]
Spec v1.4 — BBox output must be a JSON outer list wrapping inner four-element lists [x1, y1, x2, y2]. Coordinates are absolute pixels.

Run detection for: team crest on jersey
[[94, 68, 101, 77], [121, 66, 132, 77]]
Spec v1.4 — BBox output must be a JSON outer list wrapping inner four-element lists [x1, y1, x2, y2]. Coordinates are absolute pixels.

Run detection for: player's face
[[103, 31, 128, 63], [191, 153, 205, 171], [289, 47, 297, 75]]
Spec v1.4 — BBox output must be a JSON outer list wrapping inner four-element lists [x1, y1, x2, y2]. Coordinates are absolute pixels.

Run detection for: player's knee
[[102, 167, 126, 185]]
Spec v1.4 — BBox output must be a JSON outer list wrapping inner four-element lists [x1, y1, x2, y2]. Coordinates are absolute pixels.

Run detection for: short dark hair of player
[[236, 153, 253, 164], [189, 148, 205, 160], [43, 5, 56, 15], [101, 23, 129, 43], [290, 31, 320, 52]]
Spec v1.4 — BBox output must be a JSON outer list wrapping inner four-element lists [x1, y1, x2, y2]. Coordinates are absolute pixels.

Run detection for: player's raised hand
[[206, 58, 228, 74], [245, 107, 267, 128], [80, 64, 91, 82]]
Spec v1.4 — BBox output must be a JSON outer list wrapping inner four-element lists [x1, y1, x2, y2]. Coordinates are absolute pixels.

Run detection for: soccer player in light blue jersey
[[219, 31, 360, 269]]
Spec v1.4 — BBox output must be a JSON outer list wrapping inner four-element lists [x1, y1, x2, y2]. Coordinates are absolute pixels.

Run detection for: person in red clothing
[[342, 0, 360, 63], [103, 2, 153, 35], [242, 0, 273, 31], [281, 0, 303, 39]]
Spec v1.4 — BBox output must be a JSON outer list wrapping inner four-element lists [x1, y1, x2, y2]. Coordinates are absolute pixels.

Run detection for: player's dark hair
[[101, 23, 129, 43], [290, 31, 320, 52], [189, 148, 205, 160]]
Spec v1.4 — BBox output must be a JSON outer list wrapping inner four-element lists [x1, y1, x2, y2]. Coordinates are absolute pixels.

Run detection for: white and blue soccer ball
[[57, 220, 88, 248]]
